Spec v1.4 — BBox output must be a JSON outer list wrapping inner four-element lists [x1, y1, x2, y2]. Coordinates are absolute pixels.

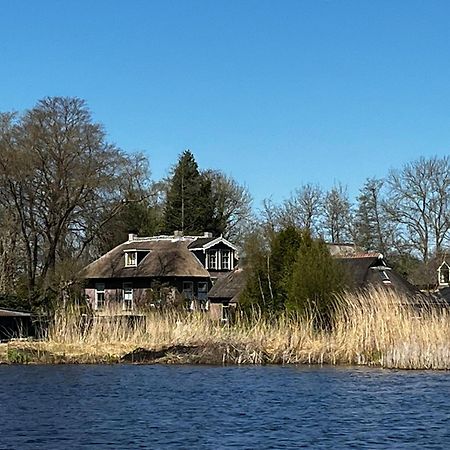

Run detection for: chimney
[[174, 230, 183, 237], [128, 233, 137, 241], [203, 232, 213, 238]]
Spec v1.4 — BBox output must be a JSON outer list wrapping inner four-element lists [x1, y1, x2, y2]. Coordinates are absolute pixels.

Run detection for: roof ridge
[[128, 235, 199, 242], [339, 252, 381, 259]]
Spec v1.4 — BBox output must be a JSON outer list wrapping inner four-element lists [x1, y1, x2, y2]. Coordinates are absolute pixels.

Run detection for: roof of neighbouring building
[[207, 253, 428, 306], [208, 268, 247, 303], [336, 254, 426, 302], [187, 237, 216, 249]]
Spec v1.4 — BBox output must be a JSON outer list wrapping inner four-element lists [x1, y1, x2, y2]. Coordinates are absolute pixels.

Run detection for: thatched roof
[[337, 255, 423, 300], [82, 238, 210, 279], [188, 237, 216, 249], [435, 287, 450, 305], [188, 235, 238, 251], [208, 268, 247, 303]]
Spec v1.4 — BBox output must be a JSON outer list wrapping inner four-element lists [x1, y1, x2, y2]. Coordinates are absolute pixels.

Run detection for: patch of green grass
[[7, 348, 31, 364]]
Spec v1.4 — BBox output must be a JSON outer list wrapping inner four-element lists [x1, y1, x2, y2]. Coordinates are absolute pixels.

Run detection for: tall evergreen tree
[[240, 226, 348, 325], [164, 150, 215, 235]]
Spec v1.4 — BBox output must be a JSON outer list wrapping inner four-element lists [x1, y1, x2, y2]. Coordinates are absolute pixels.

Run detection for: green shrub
[[287, 234, 348, 326], [7, 348, 31, 364]]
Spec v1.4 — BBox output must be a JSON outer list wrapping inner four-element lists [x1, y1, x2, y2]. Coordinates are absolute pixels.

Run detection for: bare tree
[[354, 178, 397, 254], [428, 157, 450, 254], [0, 97, 150, 297], [322, 183, 353, 244], [259, 198, 280, 237], [385, 156, 450, 262], [204, 170, 254, 241], [277, 184, 323, 235], [0, 206, 20, 294]]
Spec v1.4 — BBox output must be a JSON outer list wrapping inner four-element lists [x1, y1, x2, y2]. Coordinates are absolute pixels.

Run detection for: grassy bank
[[2, 289, 450, 369]]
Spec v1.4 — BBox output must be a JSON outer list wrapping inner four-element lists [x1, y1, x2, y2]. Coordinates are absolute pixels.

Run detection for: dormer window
[[205, 249, 235, 270], [125, 251, 137, 267], [207, 251, 218, 270], [438, 262, 450, 286], [222, 250, 231, 270], [380, 270, 391, 284], [190, 236, 237, 271]]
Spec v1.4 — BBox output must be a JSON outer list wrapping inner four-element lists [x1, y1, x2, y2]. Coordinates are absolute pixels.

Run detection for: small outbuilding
[[0, 308, 33, 341], [207, 268, 246, 321]]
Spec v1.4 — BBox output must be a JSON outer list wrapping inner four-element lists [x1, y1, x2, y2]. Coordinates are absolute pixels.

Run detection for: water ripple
[[0, 365, 449, 449]]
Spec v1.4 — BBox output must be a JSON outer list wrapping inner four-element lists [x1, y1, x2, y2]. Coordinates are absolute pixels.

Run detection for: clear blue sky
[[2, 0, 450, 207]]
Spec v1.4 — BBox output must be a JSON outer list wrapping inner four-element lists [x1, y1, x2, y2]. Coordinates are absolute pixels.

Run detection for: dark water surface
[[1, 365, 450, 449]]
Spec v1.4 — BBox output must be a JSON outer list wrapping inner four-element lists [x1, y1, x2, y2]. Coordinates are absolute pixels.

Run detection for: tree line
[[0, 97, 252, 310], [261, 158, 450, 287], [1, 96, 448, 312]]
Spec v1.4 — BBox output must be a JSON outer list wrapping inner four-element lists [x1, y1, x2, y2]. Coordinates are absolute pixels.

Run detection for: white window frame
[[182, 281, 194, 300], [439, 264, 450, 285], [207, 251, 218, 270], [95, 283, 105, 310], [222, 250, 232, 270], [381, 270, 391, 284], [124, 251, 137, 267], [222, 303, 230, 322], [123, 282, 133, 311]]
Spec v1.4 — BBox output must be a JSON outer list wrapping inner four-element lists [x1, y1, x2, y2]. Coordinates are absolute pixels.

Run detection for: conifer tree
[[240, 226, 304, 313], [164, 150, 215, 235], [240, 226, 348, 325], [287, 233, 347, 326]]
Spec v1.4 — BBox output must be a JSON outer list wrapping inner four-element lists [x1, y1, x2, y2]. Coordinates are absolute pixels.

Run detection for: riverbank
[[2, 289, 450, 369]]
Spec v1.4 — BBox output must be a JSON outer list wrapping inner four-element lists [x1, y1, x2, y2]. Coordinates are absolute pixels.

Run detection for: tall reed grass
[[5, 288, 450, 369]]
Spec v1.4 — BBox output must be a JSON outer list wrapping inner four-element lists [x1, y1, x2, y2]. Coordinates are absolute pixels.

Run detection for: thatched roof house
[[82, 232, 238, 312], [208, 268, 247, 303], [335, 254, 429, 304]]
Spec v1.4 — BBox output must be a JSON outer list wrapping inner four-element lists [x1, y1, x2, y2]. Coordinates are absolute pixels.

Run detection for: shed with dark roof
[[0, 308, 33, 340], [207, 268, 247, 321]]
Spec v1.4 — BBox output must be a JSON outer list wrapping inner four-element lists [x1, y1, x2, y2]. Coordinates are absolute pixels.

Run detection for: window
[[124, 251, 137, 267], [95, 283, 105, 310], [197, 282, 208, 301], [439, 264, 450, 285], [381, 271, 391, 284], [222, 303, 230, 322], [183, 281, 194, 299], [123, 282, 133, 311], [222, 250, 231, 270], [207, 251, 218, 270]]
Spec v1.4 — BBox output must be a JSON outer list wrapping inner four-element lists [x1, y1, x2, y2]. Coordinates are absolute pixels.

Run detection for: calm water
[[1, 365, 450, 449]]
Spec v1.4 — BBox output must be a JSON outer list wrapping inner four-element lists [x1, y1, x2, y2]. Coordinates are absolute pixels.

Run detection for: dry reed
[[3, 288, 450, 369]]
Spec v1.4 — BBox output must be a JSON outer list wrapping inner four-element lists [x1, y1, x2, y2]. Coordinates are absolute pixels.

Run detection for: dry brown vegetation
[[2, 288, 450, 369]]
